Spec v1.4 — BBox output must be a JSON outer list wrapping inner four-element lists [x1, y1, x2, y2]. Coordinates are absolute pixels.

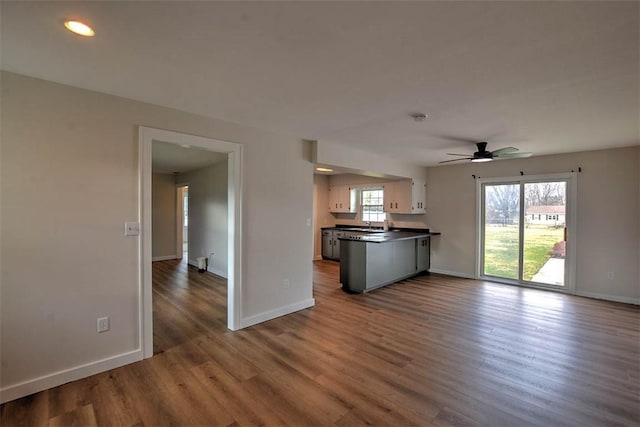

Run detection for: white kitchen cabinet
[[329, 185, 356, 213], [383, 179, 426, 214]]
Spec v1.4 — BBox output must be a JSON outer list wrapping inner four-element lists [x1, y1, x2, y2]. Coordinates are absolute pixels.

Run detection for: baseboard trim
[[240, 298, 316, 329], [207, 266, 228, 279], [575, 290, 640, 306], [313, 255, 323, 261], [428, 268, 475, 279], [186, 260, 228, 278], [0, 349, 142, 404], [429, 270, 639, 305], [152, 255, 179, 262]]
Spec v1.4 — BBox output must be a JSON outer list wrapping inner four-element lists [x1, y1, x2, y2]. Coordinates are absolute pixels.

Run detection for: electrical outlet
[[97, 316, 110, 333], [284, 279, 290, 289], [124, 221, 140, 236]]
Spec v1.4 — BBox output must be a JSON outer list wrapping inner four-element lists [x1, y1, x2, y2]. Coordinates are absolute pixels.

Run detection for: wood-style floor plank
[[2, 259, 639, 426]]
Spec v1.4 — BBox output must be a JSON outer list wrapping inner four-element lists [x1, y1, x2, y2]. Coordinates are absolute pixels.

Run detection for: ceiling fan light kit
[[439, 141, 532, 164]]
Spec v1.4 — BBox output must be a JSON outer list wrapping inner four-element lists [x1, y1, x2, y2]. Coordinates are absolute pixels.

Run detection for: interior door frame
[[475, 172, 577, 293], [139, 127, 243, 358]]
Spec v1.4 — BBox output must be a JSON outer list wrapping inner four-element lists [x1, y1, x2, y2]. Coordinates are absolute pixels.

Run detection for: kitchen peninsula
[[339, 230, 440, 293]]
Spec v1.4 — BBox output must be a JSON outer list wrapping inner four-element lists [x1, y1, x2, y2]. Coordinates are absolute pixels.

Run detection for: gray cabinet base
[[340, 239, 429, 293]]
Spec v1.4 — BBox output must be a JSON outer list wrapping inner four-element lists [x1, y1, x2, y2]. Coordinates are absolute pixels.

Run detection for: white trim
[[428, 268, 475, 279], [240, 298, 316, 329], [152, 255, 179, 262], [139, 131, 152, 358], [186, 260, 228, 279], [139, 126, 244, 361], [575, 291, 640, 306], [0, 350, 142, 404]]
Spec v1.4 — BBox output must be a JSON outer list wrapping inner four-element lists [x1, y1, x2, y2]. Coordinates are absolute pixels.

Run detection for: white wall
[[313, 140, 426, 180], [181, 162, 228, 277], [151, 173, 178, 259], [0, 72, 314, 401], [426, 146, 640, 303]]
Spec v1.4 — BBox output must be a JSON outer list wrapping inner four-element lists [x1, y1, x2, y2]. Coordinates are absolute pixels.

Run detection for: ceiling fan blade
[[494, 152, 532, 158], [490, 147, 518, 155], [446, 153, 473, 156], [438, 158, 473, 164]]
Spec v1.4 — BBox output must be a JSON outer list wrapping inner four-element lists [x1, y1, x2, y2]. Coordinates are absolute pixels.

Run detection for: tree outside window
[[361, 189, 386, 222]]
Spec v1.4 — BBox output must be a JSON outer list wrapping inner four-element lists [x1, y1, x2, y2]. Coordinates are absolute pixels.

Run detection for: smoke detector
[[411, 113, 428, 122]]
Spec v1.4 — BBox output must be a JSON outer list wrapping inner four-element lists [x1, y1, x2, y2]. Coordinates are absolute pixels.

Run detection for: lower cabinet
[[416, 237, 430, 272], [341, 236, 432, 292], [321, 229, 343, 260]]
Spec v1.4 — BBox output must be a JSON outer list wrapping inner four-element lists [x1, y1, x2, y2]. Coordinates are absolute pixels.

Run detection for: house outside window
[[361, 189, 386, 222]]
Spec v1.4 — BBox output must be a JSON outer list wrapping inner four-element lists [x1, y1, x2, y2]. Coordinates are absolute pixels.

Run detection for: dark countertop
[[338, 230, 440, 243], [322, 224, 437, 234]]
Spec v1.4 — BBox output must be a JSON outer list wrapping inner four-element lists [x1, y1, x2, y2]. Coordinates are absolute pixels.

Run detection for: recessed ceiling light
[[316, 167, 333, 172], [64, 20, 95, 37]]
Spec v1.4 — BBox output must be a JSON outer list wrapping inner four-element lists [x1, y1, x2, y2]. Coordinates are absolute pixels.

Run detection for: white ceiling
[[2, 1, 638, 166], [152, 141, 227, 174]]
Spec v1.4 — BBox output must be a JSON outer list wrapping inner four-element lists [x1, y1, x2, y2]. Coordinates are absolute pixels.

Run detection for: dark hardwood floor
[[2, 259, 639, 426]]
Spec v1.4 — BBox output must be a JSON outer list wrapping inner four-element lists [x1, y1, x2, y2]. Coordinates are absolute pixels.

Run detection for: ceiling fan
[[439, 141, 532, 164]]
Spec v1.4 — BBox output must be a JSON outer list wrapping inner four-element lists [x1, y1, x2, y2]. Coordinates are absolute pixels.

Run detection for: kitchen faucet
[[366, 221, 372, 230]]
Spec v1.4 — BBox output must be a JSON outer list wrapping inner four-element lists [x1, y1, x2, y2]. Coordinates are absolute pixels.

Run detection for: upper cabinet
[[329, 185, 356, 213], [383, 179, 426, 214]]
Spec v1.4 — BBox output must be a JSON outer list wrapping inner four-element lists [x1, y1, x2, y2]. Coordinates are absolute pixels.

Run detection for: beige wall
[[151, 173, 178, 259], [0, 72, 314, 399], [426, 146, 640, 303], [181, 161, 228, 277]]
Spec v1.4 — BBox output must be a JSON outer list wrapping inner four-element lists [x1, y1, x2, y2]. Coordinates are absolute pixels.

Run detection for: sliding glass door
[[482, 183, 521, 280], [523, 182, 567, 285], [480, 175, 573, 290]]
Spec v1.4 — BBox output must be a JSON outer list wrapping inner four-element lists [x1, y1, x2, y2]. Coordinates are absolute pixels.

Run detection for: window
[[478, 173, 575, 291], [361, 189, 386, 222]]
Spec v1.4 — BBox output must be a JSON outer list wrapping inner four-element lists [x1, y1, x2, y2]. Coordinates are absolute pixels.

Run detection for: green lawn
[[484, 225, 564, 280]]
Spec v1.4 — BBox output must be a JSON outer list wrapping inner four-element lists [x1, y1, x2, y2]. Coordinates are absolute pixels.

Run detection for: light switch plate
[[125, 221, 140, 236], [97, 316, 110, 333]]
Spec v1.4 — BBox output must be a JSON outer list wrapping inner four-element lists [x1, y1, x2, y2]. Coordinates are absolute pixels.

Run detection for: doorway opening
[[176, 185, 189, 259], [477, 173, 576, 292], [140, 127, 243, 358]]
